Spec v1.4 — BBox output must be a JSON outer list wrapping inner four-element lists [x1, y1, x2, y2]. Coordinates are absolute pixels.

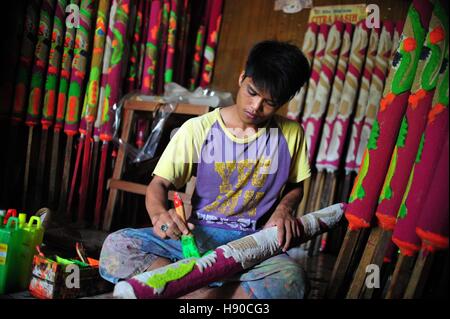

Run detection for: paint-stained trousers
[[99, 225, 309, 299]]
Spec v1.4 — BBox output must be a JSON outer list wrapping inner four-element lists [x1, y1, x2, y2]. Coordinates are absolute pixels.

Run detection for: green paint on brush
[[181, 234, 201, 258], [146, 259, 197, 290]]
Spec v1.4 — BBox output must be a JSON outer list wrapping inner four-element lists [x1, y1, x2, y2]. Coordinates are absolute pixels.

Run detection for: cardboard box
[[29, 255, 112, 299]]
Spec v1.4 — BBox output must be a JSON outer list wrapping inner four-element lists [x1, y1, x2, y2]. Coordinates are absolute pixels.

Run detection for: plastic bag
[[111, 83, 234, 163]]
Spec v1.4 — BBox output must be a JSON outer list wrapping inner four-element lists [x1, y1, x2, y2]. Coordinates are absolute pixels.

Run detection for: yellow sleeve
[[152, 120, 196, 189], [285, 120, 311, 184]]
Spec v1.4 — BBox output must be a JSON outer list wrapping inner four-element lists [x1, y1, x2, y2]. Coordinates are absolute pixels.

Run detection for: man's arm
[[278, 181, 304, 215], [146, 176, 193, 240], [264, 181, 305, 251]]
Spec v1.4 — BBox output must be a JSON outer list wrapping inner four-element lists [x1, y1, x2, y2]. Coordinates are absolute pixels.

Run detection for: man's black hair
[[243, 40, 310, 107]]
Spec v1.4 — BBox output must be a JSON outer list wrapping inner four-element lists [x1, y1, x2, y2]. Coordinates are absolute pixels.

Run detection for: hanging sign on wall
[[309, 4, 367, 24]]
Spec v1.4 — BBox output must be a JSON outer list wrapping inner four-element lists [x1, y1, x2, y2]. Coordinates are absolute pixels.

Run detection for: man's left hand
[[264, 206, 301, 252]]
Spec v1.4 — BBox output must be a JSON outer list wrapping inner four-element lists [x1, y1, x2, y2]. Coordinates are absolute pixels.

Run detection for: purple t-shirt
[[153, 108, 310, 232]]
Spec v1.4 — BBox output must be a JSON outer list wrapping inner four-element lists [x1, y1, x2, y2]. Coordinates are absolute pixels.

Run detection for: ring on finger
[[160, 222, 171, 233]]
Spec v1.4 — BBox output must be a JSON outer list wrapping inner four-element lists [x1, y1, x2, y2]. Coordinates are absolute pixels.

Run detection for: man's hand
[[264, 206, 300, 252], [151, 209, 195, 240]]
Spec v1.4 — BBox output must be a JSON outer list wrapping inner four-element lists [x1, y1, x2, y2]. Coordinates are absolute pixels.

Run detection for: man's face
[[235, 74, 279, 126]]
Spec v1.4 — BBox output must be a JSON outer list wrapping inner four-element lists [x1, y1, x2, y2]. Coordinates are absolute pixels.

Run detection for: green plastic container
[[0, 217, 20, 294], [16, 216, 45, 291], [0, 215, 45, 293]]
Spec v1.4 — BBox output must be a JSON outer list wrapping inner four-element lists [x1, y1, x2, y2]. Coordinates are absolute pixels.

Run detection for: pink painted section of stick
[[99, 0, 130, 142], [95, 0, 117, 139], [415, 135, 449, 252]]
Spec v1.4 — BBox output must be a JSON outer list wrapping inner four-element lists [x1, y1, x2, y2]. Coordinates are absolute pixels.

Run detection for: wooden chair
[[102, 96, 209, 232]]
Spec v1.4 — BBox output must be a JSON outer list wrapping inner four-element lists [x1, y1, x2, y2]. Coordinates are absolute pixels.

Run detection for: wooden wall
[[211, 0, 410, 105]]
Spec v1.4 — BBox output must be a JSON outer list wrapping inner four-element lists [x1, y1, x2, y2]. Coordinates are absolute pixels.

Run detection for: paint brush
[[173, 192, 201, 258]]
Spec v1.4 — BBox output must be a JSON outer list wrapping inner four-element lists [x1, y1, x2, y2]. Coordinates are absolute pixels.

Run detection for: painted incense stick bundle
[[92, 0, 118, 226], [376, 6, 448, 231], [23, 0, 56, 209], [156, 0, 170, 94], [48, 0, 79, 208], [189, 22, 206, 90], [25, 0, 56, 129], [345, 21, 448, 298], [77, 0, 111, 223], [125, 0, 144, 92], [301, 23, 329, 131], [113, 203, 346, 299], [98, 0, 130, 230], [287, 22, 319, 121], [35, 0, 68, 207], [307, 22, 370, 254], [315, 23, 353, 171], [306, 23, 352, 249], [302, 21, 344, 163], [2, 0, 40, 205], [199, 0, 224, 88], [345, 21, 395, 175], [141, 0, 162, 94], [321, 20, 374, 172], [60, 0, 95, 216], [345, 0, 433, 230], [327, 1, 434, 298], [164, 0, 179, 85], [10, 0, 41, 123], [392, 47, 448, 256]]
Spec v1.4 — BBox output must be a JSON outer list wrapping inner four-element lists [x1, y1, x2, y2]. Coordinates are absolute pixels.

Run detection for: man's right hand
[[151, 209, 195, 240]]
